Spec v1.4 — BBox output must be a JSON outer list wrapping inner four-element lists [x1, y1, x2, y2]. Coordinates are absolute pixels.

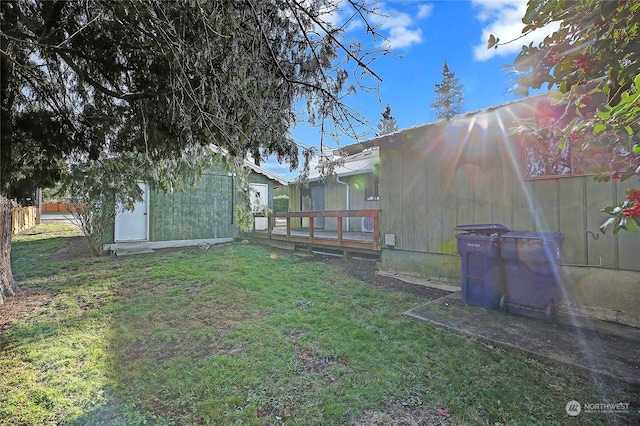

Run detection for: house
[[105, 156, 287, 252], [288, 146, 380, 232], [282, 94, 639, 327], [368, 95, 639, 327]]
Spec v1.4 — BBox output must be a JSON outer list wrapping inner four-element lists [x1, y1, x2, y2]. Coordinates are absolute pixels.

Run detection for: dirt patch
[[49, 235, 92, 261], [353, 400, 461, 426], [0, 288, 55, 333], [309, 254, 453, 301]]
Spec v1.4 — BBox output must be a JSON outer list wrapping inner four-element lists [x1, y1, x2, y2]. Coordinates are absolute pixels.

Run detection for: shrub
[[273, 195, 289, 212]]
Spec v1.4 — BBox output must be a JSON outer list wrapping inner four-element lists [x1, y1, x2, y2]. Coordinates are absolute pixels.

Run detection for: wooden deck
[[253, 210, 380, 257]]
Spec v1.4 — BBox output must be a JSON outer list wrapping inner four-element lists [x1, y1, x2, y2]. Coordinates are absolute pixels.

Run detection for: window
[[364, 174, 379, 201], [524, 138, 572, 178], [523, 137, 627, 180]]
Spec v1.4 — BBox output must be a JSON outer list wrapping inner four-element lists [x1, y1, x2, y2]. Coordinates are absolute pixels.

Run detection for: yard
[[1, 222, 637, 425]]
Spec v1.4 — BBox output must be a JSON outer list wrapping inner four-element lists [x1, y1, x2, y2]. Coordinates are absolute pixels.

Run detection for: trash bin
[[455, 224, 510, 310], [500, 231, 563, 320]]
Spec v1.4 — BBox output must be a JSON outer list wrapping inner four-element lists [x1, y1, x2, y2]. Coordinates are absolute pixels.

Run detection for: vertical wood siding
[[379, 117, 639, 272], [149, 171, 236, 241]]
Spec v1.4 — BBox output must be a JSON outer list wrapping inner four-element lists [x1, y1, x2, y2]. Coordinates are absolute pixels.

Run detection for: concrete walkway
[[405, 292, 640, 385]]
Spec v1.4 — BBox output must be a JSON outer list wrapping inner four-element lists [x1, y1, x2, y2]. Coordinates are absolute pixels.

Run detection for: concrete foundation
[[381, 248, 640, 328]]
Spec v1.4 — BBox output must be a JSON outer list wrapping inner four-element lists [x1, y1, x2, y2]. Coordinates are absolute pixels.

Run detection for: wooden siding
[[378, 116, 640, 272], [149, 170, 236, 241]]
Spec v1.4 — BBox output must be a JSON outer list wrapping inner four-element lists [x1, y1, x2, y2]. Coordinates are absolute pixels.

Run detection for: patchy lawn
[[1, 222, 638, 425]]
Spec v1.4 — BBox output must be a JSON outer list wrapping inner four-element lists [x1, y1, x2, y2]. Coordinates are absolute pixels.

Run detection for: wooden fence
[[42, 203, 81, 213], [12, 206, 37, 235]]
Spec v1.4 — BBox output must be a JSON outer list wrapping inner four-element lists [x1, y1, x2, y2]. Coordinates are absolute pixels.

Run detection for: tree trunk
[[1, 4, 17, 305], [0, 196, 16, 305]]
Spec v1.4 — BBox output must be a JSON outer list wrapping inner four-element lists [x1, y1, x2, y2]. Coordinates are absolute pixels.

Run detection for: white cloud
[[471, 0, 559, 61], [317, 1, 432, 50], [417, 4, 434, 19], [372, 3, 433, 49]]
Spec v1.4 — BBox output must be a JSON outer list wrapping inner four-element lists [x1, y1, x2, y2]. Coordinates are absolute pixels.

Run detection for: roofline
[[244, 160, 289, 186], [290, 168, 374, 184], [207, 144, 288, 185], [339, 92, 552, 154]]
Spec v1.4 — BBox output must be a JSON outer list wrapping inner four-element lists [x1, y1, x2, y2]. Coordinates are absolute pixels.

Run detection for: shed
[[105, 157, 287, 252]]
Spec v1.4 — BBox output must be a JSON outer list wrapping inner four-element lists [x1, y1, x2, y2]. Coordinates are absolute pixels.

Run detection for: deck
[[253, 210, 381, 257]]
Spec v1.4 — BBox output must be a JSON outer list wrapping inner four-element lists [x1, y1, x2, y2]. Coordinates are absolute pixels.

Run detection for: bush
[[273, 195, 289, 212]]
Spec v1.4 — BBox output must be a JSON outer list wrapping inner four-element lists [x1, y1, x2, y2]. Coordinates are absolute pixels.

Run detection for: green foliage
[[492, 0, 640, 234], [61, 157, 140, 256], [273, 194, 290, 213], [0, 0, 392, 292], [376, 104, 399, 136], [600, 188, 640, 234], [1, 0, 391, 197], [430, 61, 464, 121]]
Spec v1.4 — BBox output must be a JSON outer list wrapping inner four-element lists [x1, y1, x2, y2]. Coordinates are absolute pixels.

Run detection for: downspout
[[336, 176, 349, 231]]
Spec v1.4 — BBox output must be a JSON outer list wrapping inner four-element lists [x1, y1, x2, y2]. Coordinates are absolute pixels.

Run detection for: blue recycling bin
[[455, 224, 510, 310], [500, 231, 564, 319]]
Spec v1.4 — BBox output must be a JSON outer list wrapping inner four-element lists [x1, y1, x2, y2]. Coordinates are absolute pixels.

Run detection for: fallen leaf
[[437, 407, 451, 417]]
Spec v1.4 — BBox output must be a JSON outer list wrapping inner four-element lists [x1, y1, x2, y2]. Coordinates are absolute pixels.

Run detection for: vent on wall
[[362, 216, 374, 233]]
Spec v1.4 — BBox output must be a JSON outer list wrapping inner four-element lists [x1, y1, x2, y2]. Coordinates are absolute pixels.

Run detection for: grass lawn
[[1, 222, 638, 425]]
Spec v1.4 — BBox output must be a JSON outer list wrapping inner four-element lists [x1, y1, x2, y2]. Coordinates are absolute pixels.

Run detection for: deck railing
[[254, 209, 381, 253]]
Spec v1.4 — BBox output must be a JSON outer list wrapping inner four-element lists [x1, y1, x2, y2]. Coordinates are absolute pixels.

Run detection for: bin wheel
[[545, 300, 556, 321], [499, 294, 508, 311]]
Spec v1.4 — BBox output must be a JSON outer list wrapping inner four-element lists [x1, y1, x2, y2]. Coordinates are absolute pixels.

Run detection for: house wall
[[288, 175, 380, 231], [377, 101, 640, 327]]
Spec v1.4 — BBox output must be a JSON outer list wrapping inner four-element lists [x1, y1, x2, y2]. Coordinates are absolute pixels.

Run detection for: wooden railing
[[255, 209, 381, 253], [12, 206, 37, 235]]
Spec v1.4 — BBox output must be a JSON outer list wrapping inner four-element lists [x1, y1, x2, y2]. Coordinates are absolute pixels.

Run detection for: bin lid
[[501, 231, 564, 242], [455, 224, 510, 235]]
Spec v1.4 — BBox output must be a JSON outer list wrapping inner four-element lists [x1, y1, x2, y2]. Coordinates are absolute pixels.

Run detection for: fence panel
[[12, 206, 37, 235], [42, 203, 80, 213]]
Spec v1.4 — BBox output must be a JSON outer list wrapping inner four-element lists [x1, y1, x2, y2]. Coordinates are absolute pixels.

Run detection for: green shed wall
[[149, 170, 237, 241]]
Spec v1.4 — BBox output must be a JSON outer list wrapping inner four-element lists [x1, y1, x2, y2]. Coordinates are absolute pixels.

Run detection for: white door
[[114, 182, 149, 242], [250, 183, 269, 230]]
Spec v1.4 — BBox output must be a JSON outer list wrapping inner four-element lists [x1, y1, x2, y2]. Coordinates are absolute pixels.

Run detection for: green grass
[[1, 222, 638, 425]]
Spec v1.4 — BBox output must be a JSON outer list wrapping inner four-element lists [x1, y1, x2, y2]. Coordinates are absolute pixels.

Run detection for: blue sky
[[263, 0, 556, 180]]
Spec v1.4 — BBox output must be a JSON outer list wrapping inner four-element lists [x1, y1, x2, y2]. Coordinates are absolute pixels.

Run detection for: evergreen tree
[[376, 104, 399, 136], [430, 61, 464, 121], [0, 0, 390, 304]]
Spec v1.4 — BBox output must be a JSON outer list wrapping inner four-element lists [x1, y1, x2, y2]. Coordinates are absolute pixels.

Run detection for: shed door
[[114, 182, 149, 242], [250, 183, 269, 212], [250, 183, 269, 231]]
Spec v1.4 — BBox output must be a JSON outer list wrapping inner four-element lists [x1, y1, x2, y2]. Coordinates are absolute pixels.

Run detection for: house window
[[524, 138, 572, 178], [364, 175, 379, 201], [523, 137, 621, 180]]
